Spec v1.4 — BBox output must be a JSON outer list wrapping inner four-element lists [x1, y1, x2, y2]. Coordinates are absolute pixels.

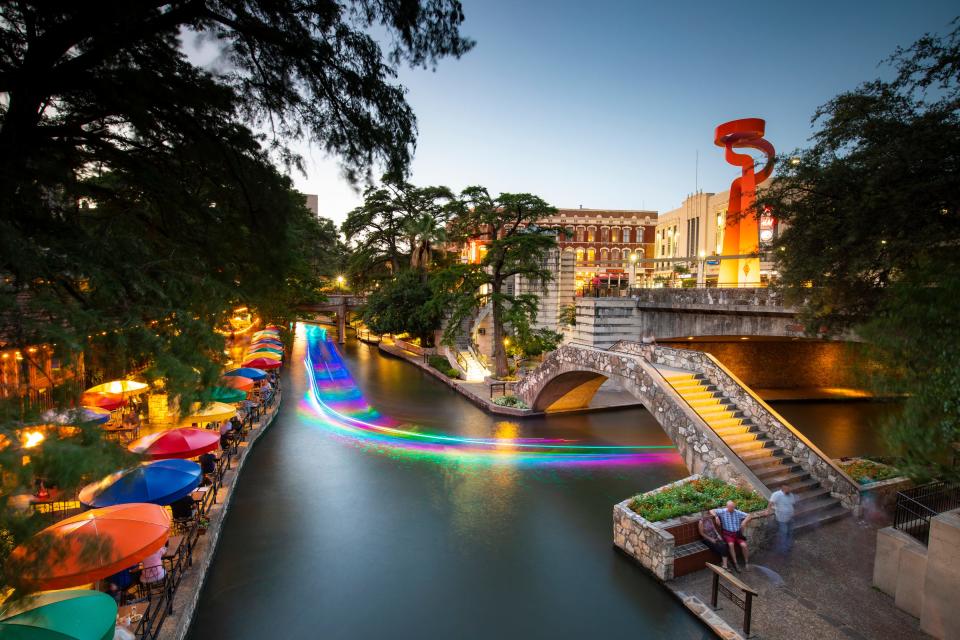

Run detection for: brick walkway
[[669, 516, 927, 639]]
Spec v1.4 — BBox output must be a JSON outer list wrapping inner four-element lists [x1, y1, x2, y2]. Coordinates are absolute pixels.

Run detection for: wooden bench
[[667, 521, 722, 577], [706, 562, 759, 636]]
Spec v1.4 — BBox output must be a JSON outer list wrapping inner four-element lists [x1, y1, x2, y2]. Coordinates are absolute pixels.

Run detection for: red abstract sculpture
[[714, 118, 775, 286]]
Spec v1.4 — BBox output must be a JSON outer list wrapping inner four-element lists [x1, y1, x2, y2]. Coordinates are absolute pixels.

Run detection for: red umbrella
[[81, 392, 126, 411], [242, 357, 281, 369], [11, 503, 170, 591], [128, 428, 221, 460]]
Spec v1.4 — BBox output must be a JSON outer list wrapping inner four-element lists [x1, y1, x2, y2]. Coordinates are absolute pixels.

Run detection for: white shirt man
[[768, 484, 798, 551]]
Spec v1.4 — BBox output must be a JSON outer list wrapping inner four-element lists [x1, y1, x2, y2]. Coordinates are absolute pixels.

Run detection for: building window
[[600, 247, 609, 261], [576, 247, 584, 262], [622, 228, 631, 244], [686, 217, 700, 257], [611, 248, 621, 262], [611, 228, 620, 243], [587, 247, 596, 263], [576, 226, 585, 242], [587, 227, 596, 242]]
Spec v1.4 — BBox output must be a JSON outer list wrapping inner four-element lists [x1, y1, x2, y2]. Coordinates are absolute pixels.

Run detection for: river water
[[188, 323, 888, 639]]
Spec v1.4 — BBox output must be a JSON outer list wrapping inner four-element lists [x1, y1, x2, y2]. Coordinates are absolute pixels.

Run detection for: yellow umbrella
[[244, 351, 281, 360], [85, 380, 149, 396], [183, 401, 237, 424]]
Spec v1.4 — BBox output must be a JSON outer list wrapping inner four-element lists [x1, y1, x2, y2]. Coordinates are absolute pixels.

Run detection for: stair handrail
[[641, 356, 773, 498], [645, 344, 860, 505], [699, 351, 860, 495]]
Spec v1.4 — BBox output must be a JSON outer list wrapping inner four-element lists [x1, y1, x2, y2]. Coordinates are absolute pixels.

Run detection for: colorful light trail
[[300, 324, 677, 466]]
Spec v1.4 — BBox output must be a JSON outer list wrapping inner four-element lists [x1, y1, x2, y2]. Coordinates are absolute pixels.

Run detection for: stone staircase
[[661, 369, 849, 531], [445, 310, 491, 382]]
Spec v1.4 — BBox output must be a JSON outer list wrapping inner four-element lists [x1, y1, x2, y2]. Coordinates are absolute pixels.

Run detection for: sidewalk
[[669, 516, 926, 639]]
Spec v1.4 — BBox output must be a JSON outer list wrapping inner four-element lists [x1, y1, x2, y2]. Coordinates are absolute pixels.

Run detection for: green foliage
[[839, 458, 902, 485], [493, 395, 528, 409], [440, 187, 559, 377], [428, 354, 459, 378], [559, 304, 577, 327], [759, 22, 960, 481], [341, 177, 456, 286], [629, 478, 767, 523], [0, 0, 472, 599], [362, 270, 443, 344]]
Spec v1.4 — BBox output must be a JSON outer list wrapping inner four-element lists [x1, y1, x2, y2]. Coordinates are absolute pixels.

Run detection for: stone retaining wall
[[646, 344, 861, 508], [614, 475, 775, 581]]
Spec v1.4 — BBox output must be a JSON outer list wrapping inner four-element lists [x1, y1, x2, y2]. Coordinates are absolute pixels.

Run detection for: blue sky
[[292, 0, 958, 223]]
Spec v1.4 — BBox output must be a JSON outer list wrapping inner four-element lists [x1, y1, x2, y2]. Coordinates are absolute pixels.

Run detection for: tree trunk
[[491, 281, 508, 378]]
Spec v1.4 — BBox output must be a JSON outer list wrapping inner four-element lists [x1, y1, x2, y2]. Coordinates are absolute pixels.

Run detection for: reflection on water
[[772, 400, 898, 458], [188, 324, 889, 639]]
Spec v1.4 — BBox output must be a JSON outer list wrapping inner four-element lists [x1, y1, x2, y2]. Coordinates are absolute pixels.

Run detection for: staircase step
[[744, 455, 794, 473], [723, 432, 769, 445], [761, 469, 811, 488], [712, 422, 753, 435], [754, 463, 802, 479], [793, 503, 849, 531], [794, 486, 832, 503], [737, 447, 785, 462], [699, 410, 740, 421], [678, 391, 719, 401], [729, 440, 778, 454]]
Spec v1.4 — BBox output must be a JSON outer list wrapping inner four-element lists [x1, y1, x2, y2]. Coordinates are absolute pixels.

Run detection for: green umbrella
[[211, 386, 246, 403], [0, 590, 117, 640]]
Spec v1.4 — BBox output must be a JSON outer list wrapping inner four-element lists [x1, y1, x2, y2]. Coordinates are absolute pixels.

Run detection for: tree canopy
[[760, 20, 960, 479], [0, 0, 472, 596], [443, 188, 559, 377]]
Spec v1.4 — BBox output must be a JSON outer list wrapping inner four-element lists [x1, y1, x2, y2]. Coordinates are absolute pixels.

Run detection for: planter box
[[613, 475, 775, 581], [838, 458, 912, 515]]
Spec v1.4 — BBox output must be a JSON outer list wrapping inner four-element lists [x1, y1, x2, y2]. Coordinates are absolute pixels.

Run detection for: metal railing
[[894, 482, 960, 545], [126, 383, 282, 639]]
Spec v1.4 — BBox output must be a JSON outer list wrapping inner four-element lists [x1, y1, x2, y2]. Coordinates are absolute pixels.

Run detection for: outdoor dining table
[[162, 534, 183, 560], [116, 602, 145, 627]]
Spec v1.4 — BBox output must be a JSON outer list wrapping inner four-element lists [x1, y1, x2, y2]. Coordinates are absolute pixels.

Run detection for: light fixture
[[740, 336, 749, 340]]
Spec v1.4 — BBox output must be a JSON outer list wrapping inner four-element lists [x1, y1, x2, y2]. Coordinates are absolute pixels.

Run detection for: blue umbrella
[[224, 367, 267, 381], [78, 459, 202, 508]]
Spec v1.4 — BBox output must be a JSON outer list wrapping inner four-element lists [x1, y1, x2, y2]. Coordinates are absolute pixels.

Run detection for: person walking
[[768, 483, 798, 552], [713, 501, 755, 570], [698, 509, 731, 570]]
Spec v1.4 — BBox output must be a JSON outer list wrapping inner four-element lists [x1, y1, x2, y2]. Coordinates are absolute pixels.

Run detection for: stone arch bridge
[[513, 341, 860, 526]]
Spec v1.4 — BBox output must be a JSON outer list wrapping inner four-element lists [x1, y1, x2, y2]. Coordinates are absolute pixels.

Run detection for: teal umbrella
[[211, 386, 246, 403], [0, 590, 117, 640]]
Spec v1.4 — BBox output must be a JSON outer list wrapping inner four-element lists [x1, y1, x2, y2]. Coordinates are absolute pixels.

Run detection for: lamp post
[[629, 252, 638, 290], [697, 250, 707, 288], [336, 275, 345, 294]]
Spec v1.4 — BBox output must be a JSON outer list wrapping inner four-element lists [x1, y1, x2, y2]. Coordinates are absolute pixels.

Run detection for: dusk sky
[[289, 1, 958, 223]]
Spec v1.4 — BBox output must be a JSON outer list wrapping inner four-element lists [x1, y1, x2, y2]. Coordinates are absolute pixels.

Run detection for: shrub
[[839, 458, 901, 484], [428, 355, 460, 379], [628, 477, 767, 522], [493, 395, 528, 409]]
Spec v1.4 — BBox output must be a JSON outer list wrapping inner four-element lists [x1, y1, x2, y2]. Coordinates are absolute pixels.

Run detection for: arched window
[[600, 227, 609, 243], [622, 227, 631, 244], [600, 248, 609, 261], [611, 228, 620, 243], [587, 227, 596, 242], [611, 248, 621, 262], [587, 247, 596, 263], [576, 226, 585, 242], [576, 248, 585, 262]]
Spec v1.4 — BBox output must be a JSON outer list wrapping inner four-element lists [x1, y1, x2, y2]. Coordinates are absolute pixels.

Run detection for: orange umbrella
[[220, 375, 254, 391], [12, 503, 170, 591]]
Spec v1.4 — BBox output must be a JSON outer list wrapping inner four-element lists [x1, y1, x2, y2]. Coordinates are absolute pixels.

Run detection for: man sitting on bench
[[713, 500, 755, 571], [698, 509, 731, 570]]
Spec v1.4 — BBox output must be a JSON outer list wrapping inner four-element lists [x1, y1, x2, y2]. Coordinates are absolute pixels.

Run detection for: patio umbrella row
[[242, 326, 283, 369]]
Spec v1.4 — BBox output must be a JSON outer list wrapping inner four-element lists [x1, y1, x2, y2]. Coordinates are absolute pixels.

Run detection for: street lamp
[[697, 250, 707, 287], [629, 252, 638, 289], [336, 275, 345, 293]]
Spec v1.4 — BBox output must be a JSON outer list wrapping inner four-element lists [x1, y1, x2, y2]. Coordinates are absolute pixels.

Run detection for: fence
[[893, 482, 960, 545]]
